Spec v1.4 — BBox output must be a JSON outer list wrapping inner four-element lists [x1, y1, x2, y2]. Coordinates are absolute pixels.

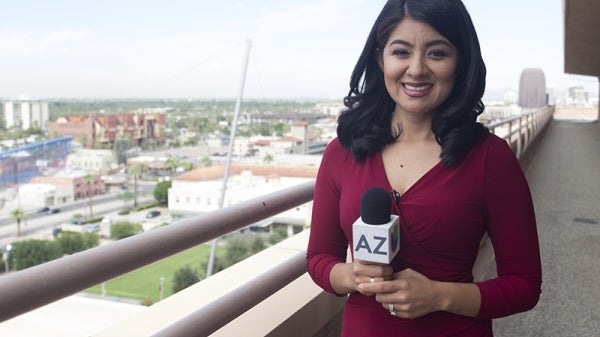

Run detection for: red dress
[[306, 133, 542, 337]]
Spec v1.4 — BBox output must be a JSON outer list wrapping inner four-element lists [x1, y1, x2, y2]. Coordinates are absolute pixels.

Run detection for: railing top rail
[[0, 180, 316, 323], [486, 106, 552, 129]]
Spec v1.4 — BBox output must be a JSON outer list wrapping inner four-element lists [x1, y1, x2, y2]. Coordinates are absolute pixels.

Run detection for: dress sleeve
[[306, 139, 350, 295], [476, 136, 542, 318]]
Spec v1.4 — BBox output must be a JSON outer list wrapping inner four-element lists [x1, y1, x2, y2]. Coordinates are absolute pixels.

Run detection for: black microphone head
[[360, 187, 391, 225]]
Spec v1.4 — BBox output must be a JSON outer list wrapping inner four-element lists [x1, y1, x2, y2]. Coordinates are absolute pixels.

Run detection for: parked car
[[101, 216, 112, 224], [46, 208, 61, 215], [86, 223, 101, 233], [37, 207, 50, 213], [146, 210, 161, 218]]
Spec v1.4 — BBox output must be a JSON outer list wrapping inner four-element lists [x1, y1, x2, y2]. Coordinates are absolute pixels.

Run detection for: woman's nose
[[406, 56, 427, 77]]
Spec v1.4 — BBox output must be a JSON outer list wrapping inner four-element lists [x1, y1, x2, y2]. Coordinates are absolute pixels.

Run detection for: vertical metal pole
[[159, 276, 165, 301], [206, 39, 252, 277]]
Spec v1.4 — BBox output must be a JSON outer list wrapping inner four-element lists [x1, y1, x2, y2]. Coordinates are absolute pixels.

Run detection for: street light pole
[[3, 244, 13, 273], [159, 276, 165, 301]]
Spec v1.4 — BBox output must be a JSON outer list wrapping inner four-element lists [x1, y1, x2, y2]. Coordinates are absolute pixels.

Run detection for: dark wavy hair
[[337, 0, 488, 166]]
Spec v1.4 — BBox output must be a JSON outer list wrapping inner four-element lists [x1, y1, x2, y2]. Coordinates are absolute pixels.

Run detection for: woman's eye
[[392, 49, 409, 56], [428, 50, 448, 58]]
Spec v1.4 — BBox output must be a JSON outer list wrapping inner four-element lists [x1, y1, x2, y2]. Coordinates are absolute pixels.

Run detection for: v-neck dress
[[306, 133, 542, 337]]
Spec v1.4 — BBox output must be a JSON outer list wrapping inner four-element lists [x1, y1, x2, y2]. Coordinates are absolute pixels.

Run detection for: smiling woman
[[306, 1, 542, 336]]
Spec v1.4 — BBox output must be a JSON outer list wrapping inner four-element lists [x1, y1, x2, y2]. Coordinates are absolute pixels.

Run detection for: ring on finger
[[369, 277, 375, 283], [388, 303, 397, 316]]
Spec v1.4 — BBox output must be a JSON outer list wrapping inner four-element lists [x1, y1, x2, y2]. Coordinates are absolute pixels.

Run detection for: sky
[[0, 0, 597, 100]]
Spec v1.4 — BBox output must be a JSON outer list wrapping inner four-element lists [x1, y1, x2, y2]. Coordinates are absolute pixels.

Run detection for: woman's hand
[[352, 260, 394, 296], [329, 259, 393, 296], [358, 268, 442, 319]]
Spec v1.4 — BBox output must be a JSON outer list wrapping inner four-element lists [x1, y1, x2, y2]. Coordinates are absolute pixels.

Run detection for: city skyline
[[1, 0, 598, 100]]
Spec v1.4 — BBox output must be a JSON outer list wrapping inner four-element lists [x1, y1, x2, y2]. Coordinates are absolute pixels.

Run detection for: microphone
[[352, 187, 400, 264]]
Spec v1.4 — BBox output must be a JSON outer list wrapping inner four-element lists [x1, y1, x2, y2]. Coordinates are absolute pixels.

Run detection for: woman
[[306, 0, 542, 336]]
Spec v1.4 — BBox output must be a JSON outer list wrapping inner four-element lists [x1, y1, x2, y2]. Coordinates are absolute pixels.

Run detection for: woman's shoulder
[[321, 138, 355, 167], [324, 137, 349, 156], [467, 131, 520, 168], [472, 131, 508, 153]]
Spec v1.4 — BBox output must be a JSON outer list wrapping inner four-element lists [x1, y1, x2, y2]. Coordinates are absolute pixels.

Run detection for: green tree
[[57, 232, 100, 255], [113, 137, 130, 164], [153, 180, 172, 205], [172, 265, 200, 293], [117, 190, 136, 208], [11, 239, 63, 270], [200, 236, 255, 275], [10, 208, 25, 238], [263, 153, 274, 165], [251, 236, 266, 252], [269, 226, 289, 245], [200, 156, 212, 167], [164, 157, 180, 176], [110, 221, 144, 240]]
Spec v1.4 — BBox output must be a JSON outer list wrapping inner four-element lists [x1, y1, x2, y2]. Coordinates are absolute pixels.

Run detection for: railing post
[[517, 116, 523, 157]]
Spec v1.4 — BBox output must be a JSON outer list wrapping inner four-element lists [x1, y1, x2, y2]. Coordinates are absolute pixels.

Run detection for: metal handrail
[[0, 180, 316, 323], [486, 106, 554, 158]]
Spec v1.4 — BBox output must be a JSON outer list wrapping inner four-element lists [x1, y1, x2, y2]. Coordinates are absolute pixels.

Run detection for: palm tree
[[129, 164, 143, 207], [164, 157, 180, 176], [10, 208, 25, 237], [83, 173, 96, 219], [263, 153, 274, 165], [200, 156, 212, 167]]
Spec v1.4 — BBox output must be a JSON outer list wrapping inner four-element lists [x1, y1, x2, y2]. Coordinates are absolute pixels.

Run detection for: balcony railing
[[0, 106, 554, 336], [487, 106, 554, 158]]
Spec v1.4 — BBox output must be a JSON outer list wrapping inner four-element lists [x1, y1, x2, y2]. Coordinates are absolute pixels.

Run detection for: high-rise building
[[3, 95, 49, 130], [518, 68, 547, 108]]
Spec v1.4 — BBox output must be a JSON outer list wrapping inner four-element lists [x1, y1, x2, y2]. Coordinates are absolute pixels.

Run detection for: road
[[0, 183, 159, 247]]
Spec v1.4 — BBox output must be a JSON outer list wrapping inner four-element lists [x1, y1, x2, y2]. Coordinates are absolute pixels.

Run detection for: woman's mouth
[[402, 83, 433, 97]]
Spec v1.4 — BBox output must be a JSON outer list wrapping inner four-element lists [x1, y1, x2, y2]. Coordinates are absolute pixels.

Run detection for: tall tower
[[518, 68, 547, 108]]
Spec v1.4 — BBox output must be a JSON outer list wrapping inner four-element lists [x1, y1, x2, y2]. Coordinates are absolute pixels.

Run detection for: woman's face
[[378, 17, 458, 117]]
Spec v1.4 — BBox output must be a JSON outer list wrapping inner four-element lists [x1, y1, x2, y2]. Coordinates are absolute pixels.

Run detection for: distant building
[[3, 95, 49, 130], [518, 68, 547, 108], [66, 149, 118, 173], [500, 91, 517, 105], [568, 86, 588, 106], [5, 170, 103, 209], [315, 102, 345, 117], [482, 104, 521, 121], [168, 165, 317, 234], [48, 112, 166, 149]]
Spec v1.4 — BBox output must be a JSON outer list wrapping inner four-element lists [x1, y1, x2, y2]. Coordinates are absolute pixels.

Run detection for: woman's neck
[[391, 109, 435, 142]]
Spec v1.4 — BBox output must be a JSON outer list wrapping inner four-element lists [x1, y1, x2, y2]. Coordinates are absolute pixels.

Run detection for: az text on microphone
[[352, 187, 400, 264]]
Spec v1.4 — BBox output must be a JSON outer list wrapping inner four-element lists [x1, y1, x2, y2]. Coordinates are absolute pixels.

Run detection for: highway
[[0, 183, 157, 247]]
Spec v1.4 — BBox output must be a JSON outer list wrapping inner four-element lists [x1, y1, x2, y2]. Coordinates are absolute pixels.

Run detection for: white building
[[67, 149, 118, 173], [168, 165, 318, 234], [315, 102, 345, 117], [3, 95, 49, 130]]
